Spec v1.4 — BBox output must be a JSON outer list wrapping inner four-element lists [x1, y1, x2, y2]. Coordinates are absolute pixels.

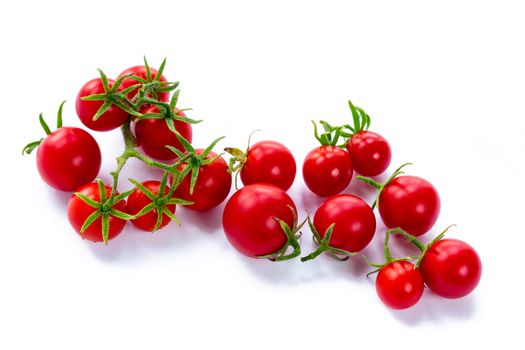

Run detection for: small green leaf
[[112, 189, 135, 203], [189, 166, 200, 195], [96, 179, 107, 202], [39, 113, 51, 135], [80, 93, 107, 101], [80, 210, 102, 234], [170, 89, 180, 110], [101, 214, 110, 244], [143, 56, 152, 81], [92, 101, 112, 121], [97, 69, 110, 91], [201, 136, 225, 158], [152, 209, 164, 232], [165, 145, 185, 158], [75, 192, 101, 209], [162, 207, 181, 225], [110, 208, 136, 221], [22, 140, 43, 155], [156, 58, 167, 81], [165, 198, 193, 206], [134, 202, 156, 218], [57, 100, 66, 129], [128, 178, 156, 200]]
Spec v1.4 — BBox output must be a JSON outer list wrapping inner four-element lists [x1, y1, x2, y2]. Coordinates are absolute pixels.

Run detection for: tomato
[[420, 239, 482, 299], [378, 175, 440, 236], [117, 65, 169, 107], [313, 194, 376, 253], [302, 145, 353, 197], [239, 140, 296, 191], [126, 180, 176, 232], [222, 184, 297, 258], [67, 183, 127, 242], [36, 127, 101, 191], [346, 130, 391, 176], [75, 78, 129, 131], [134, 106, 193, 160], [376, 260, 424, 310], [172, 151, 232, 211]]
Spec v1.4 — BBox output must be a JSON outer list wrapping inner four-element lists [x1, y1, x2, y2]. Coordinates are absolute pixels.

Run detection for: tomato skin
[[302, 145, 353, 197], [67, 183, 127, 242], [378, 175, 440, 236], [134, 107, 193, 161], [313, 194, 376, 252], [346, 130, 391, 176], [126, 181, 176, 232], [420, 239, 482, 299], [240, 141, 296, 191], [75, 78, 129, 131], [36, 127, 101, 191], [117, 65, 169, 107], [222, 184, 297, 257], [172, 151, 232, 211], [376, 260, 425, 310]]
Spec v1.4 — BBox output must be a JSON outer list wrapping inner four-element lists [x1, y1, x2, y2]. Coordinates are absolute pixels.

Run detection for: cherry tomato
[[346, 130, 391, 176], [378, 175, 440, 236], [222, 184, 297, 257], [36, 127, 101, 191], [313, 194, 376, 252], [117, 65, 169, 107], [75, 78, 129, 131], [239, 140, 296, 191], [172, 151, 232, 211], [67, 183, 127, 242], [126, 180, 176, 232], [302, 145, 353, 197], [420, 239, 482, 299], [134, 107, 192, 160], [376, 260, 425, 310]]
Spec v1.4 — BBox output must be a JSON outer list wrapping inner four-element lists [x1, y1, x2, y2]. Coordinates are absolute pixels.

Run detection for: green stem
[[300, 244, 327, 262], [385, 227, 426, 252]]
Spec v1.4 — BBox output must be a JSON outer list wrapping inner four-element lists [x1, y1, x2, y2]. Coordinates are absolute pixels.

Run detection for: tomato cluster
[[24, 57, 481, 312]]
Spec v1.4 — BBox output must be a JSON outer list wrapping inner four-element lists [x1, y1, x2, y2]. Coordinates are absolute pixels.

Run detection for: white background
[[2, 1, 524, 348]]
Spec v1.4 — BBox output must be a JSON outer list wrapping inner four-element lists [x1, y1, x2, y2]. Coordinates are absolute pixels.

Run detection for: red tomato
[[117, 65, 169, 106], [126, 180, 176, 232], [378, 176, 440, 236], [240, 140, 296, 191], [313, 194, 376, 253], [75, 78, 129, 131], [302, 145, 353, 197], [67, 183, 127, 242], [420, 239, 482, 299], [346, 130, 391, 176], [222, 184, 297, 258], [172, 151, 232, 211], [134, 107, 193, 160], [376, 260, 425, 310], [36, 127, 101, 191]]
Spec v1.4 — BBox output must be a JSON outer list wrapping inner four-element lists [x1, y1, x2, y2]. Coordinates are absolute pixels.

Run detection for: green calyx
[[128, 171, 192, 232], [356, 162, 412, 209], [169, 135, 226, 195], [74, 179, 135, 244], [257, 206, 306, 261], [127, 57, 180, 104], [80, 68, 141, 121], [224, 129, 260, 190], [301, 214, 355, 262], [345, 100, 371, 135], [22, 100, 67, 155]]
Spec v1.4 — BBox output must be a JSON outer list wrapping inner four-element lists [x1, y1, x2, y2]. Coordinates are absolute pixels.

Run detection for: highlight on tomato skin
[[346, 130, 391, 177], [222, 183, 297, 258]]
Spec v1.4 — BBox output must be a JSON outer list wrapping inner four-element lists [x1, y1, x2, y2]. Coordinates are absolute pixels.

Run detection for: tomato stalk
[[22, 101, 67, 155], [224, 129, 260, 189], [356, 162, 412, 209]]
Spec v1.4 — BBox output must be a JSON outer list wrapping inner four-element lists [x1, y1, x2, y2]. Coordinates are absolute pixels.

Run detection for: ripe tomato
[[67, 183, 127, 242], [376, 260, 424, 310], [378, 175, 440, 236], [420, 239, 482, 299], [134, 106, 192, 161], [239, 140, 296, 191], [222, 184, 297, 258], [126, 180, 176, 232], [75, 78, 129, 131], [346, 130, 391, 176], [117, 65, 169, 106], [172, 151, 232, 211], [36, 127, 101, 191], [313, 194, 376, 253], [302, 145, 353, 197]]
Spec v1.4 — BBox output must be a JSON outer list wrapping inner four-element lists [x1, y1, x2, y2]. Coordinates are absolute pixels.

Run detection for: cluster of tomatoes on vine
[[24, 57, 481, 311]]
